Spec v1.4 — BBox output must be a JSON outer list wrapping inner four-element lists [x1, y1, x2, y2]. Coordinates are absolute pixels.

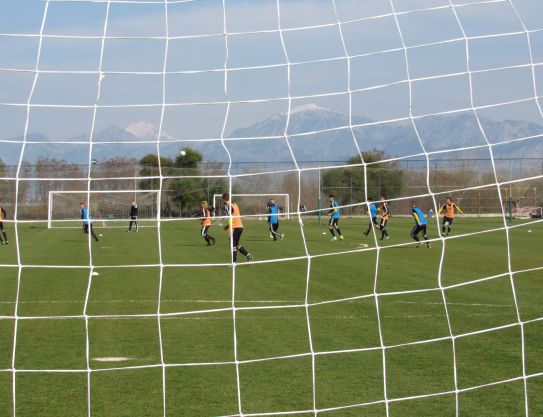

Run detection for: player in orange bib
[[0, 204, 8, 245], [222, 193, 253, 263], [200, 201, 215, 246], [438, 196, 463, 236], [378, 196, 390, 240]]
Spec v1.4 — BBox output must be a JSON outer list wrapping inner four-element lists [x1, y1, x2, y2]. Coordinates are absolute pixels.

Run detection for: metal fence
[[0, 158, 541, 220]]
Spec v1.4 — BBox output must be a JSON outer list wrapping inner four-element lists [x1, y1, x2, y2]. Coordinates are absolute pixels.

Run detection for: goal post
[[212, 194, 291, 220], [48, 190, 160, 229]]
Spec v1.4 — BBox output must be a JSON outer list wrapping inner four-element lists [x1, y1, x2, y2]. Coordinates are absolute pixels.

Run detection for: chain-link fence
[[1, 158, 541, 220]]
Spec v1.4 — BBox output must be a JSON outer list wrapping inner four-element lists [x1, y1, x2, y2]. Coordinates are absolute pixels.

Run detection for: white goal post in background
[[48, 190, 160, 229], [515, 206, 543, 219], [212, 193, 291, 220]]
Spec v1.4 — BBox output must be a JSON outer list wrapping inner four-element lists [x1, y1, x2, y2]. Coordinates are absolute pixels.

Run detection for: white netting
[[212, 194, 290, 219], [48, 190, 159, 228], [1, 0, 543, 417]]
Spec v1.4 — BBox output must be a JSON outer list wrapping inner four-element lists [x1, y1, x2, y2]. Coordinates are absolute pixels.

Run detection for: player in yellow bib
[[439, 197, 463, 236]]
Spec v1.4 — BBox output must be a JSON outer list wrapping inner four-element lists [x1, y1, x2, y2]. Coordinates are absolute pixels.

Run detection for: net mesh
[[1, 0, 542, 416], [48, 190, 159, 228]]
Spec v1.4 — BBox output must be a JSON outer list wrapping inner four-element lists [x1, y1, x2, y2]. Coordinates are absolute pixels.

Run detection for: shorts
[[201, 225, 210, 237], [443, 216, 454, 226], [232, 227, 243, 248], [329, 217, 339, 227], [411, 224, 427, 236]]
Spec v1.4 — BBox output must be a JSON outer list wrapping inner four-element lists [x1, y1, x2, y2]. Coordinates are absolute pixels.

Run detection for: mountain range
[[4, 104, 543, 167]]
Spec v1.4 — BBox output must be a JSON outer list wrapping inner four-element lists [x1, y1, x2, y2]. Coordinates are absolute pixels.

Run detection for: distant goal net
[[48, 190, 160, 228], [212, 194, 291, 220], [515, 206, 543, 219]]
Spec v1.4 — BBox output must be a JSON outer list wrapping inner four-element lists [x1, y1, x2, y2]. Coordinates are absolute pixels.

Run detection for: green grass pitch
[[0, 216, 542, 417]]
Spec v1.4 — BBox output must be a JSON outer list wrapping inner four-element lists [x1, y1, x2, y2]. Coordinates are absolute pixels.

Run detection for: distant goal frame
[[212, 193, 291, 220], [47, 190, 161, 229]]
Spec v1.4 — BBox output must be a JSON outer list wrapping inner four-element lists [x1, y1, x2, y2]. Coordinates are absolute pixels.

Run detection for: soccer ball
[[179, 150, 186, 157]]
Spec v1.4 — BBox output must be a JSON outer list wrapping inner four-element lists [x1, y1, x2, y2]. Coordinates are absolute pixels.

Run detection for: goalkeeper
[[0, 204, 8, 245], [80, 202, 99, 242], [438, 196, 463, 236], [128, 201, 139, 232], [222, 193, 253, 263]]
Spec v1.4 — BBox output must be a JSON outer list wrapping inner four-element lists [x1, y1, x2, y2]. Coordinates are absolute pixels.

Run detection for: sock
[[336, 228, 342, 236], [329, 229, 336, 237], [233, 249, 237, 262], [238, 246, 248, 256]]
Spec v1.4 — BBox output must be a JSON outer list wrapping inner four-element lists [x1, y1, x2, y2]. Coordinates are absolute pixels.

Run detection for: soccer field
[[0, 217, 542, 417]]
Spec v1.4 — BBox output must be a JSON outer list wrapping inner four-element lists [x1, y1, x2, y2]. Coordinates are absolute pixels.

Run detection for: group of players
[[76, 193, 462, 263], [79, 193, 275, 263], [328, 194, 463, 248], [197, 193, 285, 262]]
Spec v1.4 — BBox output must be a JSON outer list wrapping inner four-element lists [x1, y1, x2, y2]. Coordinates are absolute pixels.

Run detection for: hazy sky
[[0, 0, 542, 163]]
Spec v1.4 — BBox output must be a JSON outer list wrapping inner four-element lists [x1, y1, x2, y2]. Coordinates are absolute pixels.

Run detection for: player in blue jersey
[[80, 202, 99, 242], [363, 198, 379, 236], [267, 198, 284, 241], [328, 195, 343, 241], [411, 201, 430, 248]]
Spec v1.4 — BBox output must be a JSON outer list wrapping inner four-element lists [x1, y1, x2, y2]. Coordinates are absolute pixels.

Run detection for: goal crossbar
[[48, 190, 161, 229], [212, 193, 291, 220]]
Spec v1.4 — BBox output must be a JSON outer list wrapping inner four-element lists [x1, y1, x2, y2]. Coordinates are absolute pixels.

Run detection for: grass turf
[[0, 216, 542, 417]]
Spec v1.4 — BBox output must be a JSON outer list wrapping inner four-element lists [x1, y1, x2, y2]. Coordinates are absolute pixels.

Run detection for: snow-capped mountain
[[126, 121, 176, 141], [4, 104, 543, 166]]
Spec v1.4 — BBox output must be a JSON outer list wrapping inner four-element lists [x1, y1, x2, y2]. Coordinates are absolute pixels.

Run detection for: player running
[[328, 195, 343, 241], [0, 204, 8, 245], [267, 198, 284, 241], [80, 202, 99, 242], [411, 201, 430, 248], [379, 196, 390, 240], [222, 193, 253, 263], [128, 201, 139, 232], [200, 201, 215, 246], [439, 197, 463, 236], [363, 198, 379, 236]]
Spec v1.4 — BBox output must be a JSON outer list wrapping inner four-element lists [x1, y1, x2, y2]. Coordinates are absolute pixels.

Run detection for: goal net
[[1, 0, 542, 417], [48, 190, 160, 228], [515, 206, 543, 219], [212, 194, 291, 220]]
